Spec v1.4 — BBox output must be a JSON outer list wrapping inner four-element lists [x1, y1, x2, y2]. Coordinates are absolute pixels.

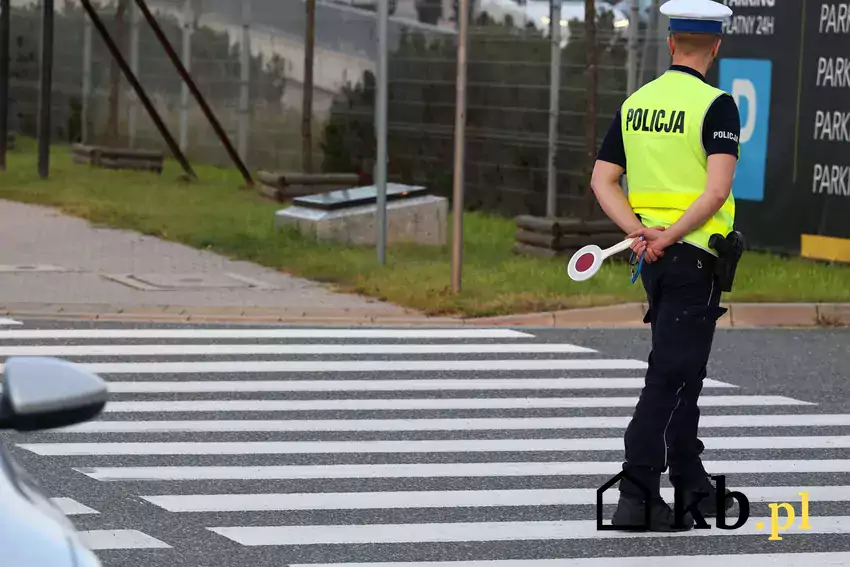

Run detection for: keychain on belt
[[629, 236, 645, 284]]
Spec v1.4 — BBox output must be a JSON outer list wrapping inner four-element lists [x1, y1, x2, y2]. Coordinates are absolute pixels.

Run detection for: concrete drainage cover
[[103, 273, 274, 291], [0, 264, 67, 272]]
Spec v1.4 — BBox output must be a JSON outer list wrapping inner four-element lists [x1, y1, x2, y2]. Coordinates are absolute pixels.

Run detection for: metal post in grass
[[626, 0, 639, 95], [128, 0, 140, 147], [37, 0, 54, 178], [450, 0, 469, 293], [179, 0, 192, 152], [0, 0, 10, 170], [375, 0, 389, 265], [546, 0, 561, 218], [82, 16, 91, 145], [238, 0, 251, 162], [302, 0, 315, 173]]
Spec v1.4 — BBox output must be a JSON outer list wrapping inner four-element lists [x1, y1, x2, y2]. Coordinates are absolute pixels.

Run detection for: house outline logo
[[596, 469, 651, 531], [597, 470, 814, 539]]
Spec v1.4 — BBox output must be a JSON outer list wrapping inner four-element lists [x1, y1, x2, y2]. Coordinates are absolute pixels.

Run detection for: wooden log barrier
[[71, 144, 164, 173], [512, 215, 629, 260], [256, 170, 365, 202]]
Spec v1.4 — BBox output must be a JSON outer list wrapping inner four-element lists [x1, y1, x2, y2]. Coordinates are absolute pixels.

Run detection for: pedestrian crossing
[[2, 324, 850, 567]]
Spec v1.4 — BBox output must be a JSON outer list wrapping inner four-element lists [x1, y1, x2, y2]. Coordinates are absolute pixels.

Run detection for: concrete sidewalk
[[0, 199, 419, 321], [1, 200, 847, 328]]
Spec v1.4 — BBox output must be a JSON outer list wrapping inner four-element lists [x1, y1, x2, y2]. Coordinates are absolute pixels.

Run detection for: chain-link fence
[[6, 0, 669, 217]]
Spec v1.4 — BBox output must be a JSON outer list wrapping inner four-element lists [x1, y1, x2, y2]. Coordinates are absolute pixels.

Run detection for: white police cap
[[660, 0, 733, 34]]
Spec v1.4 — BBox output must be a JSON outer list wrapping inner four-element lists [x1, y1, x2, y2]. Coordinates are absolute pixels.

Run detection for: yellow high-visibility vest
[[621, 69, 737, 253]]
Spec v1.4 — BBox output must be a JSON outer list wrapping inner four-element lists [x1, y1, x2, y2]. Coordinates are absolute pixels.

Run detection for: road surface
[[1, 318, 850, 566]]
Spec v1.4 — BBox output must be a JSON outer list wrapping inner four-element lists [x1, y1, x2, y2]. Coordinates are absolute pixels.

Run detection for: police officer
[[591, 0, 741, 532]]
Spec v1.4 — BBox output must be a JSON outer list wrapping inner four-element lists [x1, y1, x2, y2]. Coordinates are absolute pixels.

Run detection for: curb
[[472, 303, 850, 329], [1, 302, 849, 328]]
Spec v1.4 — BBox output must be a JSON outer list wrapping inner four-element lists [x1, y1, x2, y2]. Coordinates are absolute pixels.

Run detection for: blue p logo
[[719, 59, 772, 202]]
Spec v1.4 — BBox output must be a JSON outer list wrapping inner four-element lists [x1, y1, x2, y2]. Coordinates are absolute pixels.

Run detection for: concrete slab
[[275, 194, 447, 246]]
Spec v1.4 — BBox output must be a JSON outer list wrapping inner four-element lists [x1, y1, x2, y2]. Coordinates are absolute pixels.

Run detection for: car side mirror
[[0, 357, 107, 432]]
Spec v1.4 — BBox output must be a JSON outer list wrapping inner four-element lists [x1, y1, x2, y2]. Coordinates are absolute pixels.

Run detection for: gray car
[[0, 356, 108, 567]]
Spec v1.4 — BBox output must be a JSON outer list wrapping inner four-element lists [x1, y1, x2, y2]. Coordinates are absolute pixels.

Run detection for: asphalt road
[[1, 318, 850, 567]]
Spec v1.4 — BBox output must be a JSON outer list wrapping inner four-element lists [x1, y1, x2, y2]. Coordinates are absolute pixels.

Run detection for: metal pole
[[302, 0, 315, 173], [375, 0, 388, 265], [626, 0, 639, 95], [582, 0, 598, 219], [639, 0, 659, 86], [37, 0, 54, 178], [451, 0, 468, 293], [0, 0, 10, 170], [180, 0, 192, 151], [238, 0, 250, 162], [79, 0, 196, 179], [655, 1, 668, 77], [128, 0, 140, 147], [82, 16, 91, 144], [545, 0, 561, 218]]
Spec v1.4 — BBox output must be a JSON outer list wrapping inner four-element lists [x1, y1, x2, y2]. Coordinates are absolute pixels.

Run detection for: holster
[[709, 231, 745, 293]]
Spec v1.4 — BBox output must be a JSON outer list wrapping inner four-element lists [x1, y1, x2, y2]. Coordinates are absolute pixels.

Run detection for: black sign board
[[706, 0, 850, 262], [292, 184, 427, 211]]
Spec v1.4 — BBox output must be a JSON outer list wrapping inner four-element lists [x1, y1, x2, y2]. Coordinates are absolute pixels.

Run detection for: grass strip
[[1, 141, 848, 317]]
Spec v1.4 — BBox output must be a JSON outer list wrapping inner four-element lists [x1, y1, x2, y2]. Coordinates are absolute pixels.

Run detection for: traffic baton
[[566, 238, 636, 282]]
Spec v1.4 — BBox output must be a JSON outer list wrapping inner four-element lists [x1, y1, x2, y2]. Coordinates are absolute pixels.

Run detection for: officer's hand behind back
[[628, 226, 669, 263]]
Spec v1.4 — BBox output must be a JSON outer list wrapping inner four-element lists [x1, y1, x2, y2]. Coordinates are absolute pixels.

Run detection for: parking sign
[[718, 59, 773, 202]]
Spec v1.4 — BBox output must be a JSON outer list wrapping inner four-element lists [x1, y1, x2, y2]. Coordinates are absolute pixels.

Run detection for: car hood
[[0, 443, 80, 566]]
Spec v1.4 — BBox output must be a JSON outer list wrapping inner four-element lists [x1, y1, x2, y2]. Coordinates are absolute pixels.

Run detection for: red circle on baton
[[575, 252, 595, 272]]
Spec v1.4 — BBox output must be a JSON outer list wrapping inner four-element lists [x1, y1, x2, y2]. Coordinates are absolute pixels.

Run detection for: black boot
[[673, 475, 733, 518], [611, 493, 694, 532]]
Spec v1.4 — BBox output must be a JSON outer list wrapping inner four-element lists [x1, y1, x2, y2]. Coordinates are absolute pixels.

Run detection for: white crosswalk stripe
[[73, 459, 850, 480], [91, 395, 805, 413], [2, 325, 846, 565], [50, 497, 100, 515], [141, 486, 837, 512], [99, 377, 737, 392], [204, 517, 845, 545], [285, 554, 850, 567], [56, 414, 850, 433], [78, 529, 172, 550], [0, 328, 535, 339], [0, 358, 651, 373], [20, 436, 850, 455], [0, 343, 598, 356]]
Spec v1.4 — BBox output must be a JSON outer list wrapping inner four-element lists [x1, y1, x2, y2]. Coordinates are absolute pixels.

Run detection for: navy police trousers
[[619, 242, 728, 498]]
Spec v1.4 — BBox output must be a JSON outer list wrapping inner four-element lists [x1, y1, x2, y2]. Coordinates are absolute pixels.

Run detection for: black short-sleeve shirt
[[596, 65, 741, 170]]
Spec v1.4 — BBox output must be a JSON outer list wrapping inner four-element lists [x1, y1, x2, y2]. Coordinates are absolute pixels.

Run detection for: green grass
[[1, 140, 850, 317]]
